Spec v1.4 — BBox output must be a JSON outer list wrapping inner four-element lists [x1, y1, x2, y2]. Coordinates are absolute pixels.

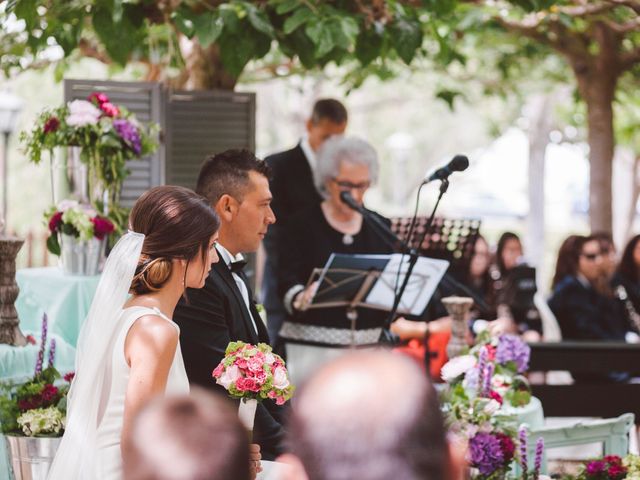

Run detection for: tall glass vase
[[442, 296, 473, 359], [50, 147, 109, 210]]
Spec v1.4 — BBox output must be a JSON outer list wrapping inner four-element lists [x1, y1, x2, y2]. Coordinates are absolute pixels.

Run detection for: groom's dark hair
[[122, 388, 250, 480], [287, 351, 451, 480], [196, 149, 271, 205]]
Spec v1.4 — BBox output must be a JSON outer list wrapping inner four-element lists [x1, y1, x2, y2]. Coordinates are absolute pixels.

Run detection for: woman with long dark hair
[[612, 234, 640, 332], [50, 186, 221, 479]]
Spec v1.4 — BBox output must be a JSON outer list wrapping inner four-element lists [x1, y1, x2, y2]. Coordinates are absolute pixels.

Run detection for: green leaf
[[92, 4, 144, 65], [273, 0, 300, 15], [355, 26, 384, 66], [46, 234, 60, 256], [247, 7, 275, 37], [218, 27, 260, 76], [219, 5, 240, 34], [435, 89, 462, 110], [13, 0, 38, 30], [193, 11, 223, 48], [389, 16, 422, 64], [283, 6, 313, 34]]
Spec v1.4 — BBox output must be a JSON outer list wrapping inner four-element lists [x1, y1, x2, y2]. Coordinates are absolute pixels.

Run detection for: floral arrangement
[[44, 199, 115, 255], [0, 315, 73, 437], [212, 341, 294, 406], [21, 91, 158, 224], [441, 332, 534, 479], [572, 455, 630, 480]]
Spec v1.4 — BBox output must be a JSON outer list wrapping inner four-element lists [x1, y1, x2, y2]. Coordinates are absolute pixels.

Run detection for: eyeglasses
[[581, 252, 602, 261], [332, 178, 371, 191]]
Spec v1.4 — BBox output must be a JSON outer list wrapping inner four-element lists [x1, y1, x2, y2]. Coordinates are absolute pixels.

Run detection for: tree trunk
[[625, 155, 640, 242], [172, 39, 238, 90], [569, 22, 620, 234], [525, 94, 555, 269]]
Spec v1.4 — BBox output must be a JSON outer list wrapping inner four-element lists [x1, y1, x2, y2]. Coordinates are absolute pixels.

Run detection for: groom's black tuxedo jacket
[[174, 251, 287, 460]]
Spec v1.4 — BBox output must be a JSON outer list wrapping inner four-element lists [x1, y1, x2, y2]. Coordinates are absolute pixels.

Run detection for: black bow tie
[[229, 260, 247, 274]]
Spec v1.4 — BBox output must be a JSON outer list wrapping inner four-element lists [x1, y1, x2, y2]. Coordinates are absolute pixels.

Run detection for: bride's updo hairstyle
[[129, 185, 219, 295]]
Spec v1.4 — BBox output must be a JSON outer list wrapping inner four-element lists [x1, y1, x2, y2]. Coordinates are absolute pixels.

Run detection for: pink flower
[[63, 372, 75, 383], [608, 464, 627, 478], [216, 365, 240, 390], [212, 363, 224, 378], [48, 211, 63, 232], [43, 116, 60, 134], [275, 396, 286, 405], [235, 358, 249, 370], [236, 377, 260, 393], [66, 100, 101, 127], [273, 366, 290, 390], [267, 391, 277, 399], [88, 92, 109, 106], [26, 335, 37, 345], [92, 216, 115, 240], [100, 102, 120, 117], [248, 356, 264, 372], [41, 384, 59, 403], [489, 390, 503, 405]]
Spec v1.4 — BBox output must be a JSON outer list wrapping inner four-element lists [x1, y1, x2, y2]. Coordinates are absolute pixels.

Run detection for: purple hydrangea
[[496, 334, 530, 373], [114, 118, 142, 155], [469, 432, 505, 475]]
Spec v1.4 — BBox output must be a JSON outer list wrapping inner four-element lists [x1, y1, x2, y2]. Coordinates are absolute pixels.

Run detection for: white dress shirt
[[216, 243, 258, 335]]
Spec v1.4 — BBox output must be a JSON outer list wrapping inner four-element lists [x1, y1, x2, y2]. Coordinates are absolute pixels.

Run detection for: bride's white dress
[[49, 306, 189, 480]]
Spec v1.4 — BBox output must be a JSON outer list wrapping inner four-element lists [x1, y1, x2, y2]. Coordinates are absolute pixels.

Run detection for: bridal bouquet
[[0, 315, 73, 437], [441, 332, 534, 479], [213, 341, 294, 406]]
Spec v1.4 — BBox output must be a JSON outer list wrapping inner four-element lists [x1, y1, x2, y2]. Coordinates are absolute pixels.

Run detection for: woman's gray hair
[[315, 136, 379, 196]]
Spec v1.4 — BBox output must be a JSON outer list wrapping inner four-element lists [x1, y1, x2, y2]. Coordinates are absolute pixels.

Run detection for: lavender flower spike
[[483, 362, 494, 397], [533, 437, 544, 479], [48, 338, 56, 368], [519, 426, 528, 477], [35, 313, 48, 376], [477, 347, 488, 394]]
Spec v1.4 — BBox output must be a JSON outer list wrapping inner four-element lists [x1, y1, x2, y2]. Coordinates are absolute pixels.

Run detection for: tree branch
[[558, 2, 617, 17], [78, 38, 111, 64], [604, 0, 640, 14], [606, 15, 640, 33]]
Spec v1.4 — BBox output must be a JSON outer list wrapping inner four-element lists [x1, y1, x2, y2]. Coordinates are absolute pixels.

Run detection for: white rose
[[273, 366, 290, 390], [57, 199, 79, 212], [441, 355, 477, 382], [66, 100, 101, 127], [264, 353, 275, 365], [483, 399, 501, 415], [216, 365, 241, 390]]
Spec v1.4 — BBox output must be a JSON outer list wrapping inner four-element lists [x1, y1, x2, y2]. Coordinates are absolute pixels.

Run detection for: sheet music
[[365, 253, 449, 316]]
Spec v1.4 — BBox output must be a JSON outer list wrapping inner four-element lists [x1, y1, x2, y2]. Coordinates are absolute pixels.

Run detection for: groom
[[173, 149, 285, 460]]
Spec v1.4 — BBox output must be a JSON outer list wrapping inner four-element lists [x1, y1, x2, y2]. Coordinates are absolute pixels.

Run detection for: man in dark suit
[[262, 99, 348, 346], [173, 149, 284, 460]]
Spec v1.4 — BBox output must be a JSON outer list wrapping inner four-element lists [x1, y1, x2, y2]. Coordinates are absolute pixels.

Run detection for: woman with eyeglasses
[[548, 235, 630, 342], [276, 136, 391, 372]]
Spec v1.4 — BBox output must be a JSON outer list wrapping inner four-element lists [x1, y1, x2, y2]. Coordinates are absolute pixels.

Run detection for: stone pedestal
[[442, 296, 473, 359], [0, 237, 27, 345]]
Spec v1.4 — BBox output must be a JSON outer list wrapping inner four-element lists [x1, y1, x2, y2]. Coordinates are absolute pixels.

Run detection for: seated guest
[[277, 136, 391, 350], [491, 232, 542, 341], [612, 234, 640, 333], [122, 388, 258, 480], [548, 235, 630, 341], [592, 231, 618, 295], [278, 350, 464, 480]]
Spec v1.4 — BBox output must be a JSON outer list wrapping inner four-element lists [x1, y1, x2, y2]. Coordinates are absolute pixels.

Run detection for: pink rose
[[235, 358, 249, 370], [236, 377, 260, 392], [273, 366, 290, 390], [92, 216, 115, 240], [216, 365, 240, 390], [88, 92, 109, 106], [275, 396, 286, 405], [43, 116, 60, 134], [248, 356, 264, 372], [100, 102, 120, 117], [48, 211, 63, 232], [268, 391, 277, 399]]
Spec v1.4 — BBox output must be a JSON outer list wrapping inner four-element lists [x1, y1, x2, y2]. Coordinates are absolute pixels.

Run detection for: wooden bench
[[529, 342, 640, 419]]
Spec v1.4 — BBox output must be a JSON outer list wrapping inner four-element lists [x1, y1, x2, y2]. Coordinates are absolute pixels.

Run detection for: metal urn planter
[[5, 435, 61, 480], [60, 234, 104, 276]]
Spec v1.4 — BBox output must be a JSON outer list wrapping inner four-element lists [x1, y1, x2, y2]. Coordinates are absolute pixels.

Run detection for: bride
[[48, 185, 220, 479]]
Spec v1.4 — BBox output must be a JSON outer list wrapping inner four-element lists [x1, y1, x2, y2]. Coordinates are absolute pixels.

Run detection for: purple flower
[[477, 347, 488, 392], [519, 427, 528, 474], [35, 314, 48, 376], [534, 437, 544, 479], [482, 362, 494, 397], [496, 334, 530, 373], [48, 338, 56, 368], [586, 460, 605, 475], [469, 432, 505, 475], [113, 118, 142, 155]]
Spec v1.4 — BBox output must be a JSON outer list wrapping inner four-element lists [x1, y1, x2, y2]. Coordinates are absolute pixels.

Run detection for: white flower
[[17, 406, 64, 436], [483, 399, 501, 415], [441, 355, 477, 382], [273, 366, 290, 390], [66, 100, 101, 127], [216, 364, 241, 390], [264, 353, 275, 365]]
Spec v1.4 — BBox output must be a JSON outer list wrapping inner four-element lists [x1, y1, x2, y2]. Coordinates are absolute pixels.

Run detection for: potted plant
[[20, 91, 159, 231], [44, 200, 115, 275], [0, 315, 73, 480]]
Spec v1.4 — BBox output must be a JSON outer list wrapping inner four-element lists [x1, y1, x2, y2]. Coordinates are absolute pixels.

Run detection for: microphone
[[339, 191, 365, 213], [423, 155, 469, 184]]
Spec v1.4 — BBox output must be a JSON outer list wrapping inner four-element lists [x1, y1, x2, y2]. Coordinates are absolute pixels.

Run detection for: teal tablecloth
[[1, 267, 99, 478]]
